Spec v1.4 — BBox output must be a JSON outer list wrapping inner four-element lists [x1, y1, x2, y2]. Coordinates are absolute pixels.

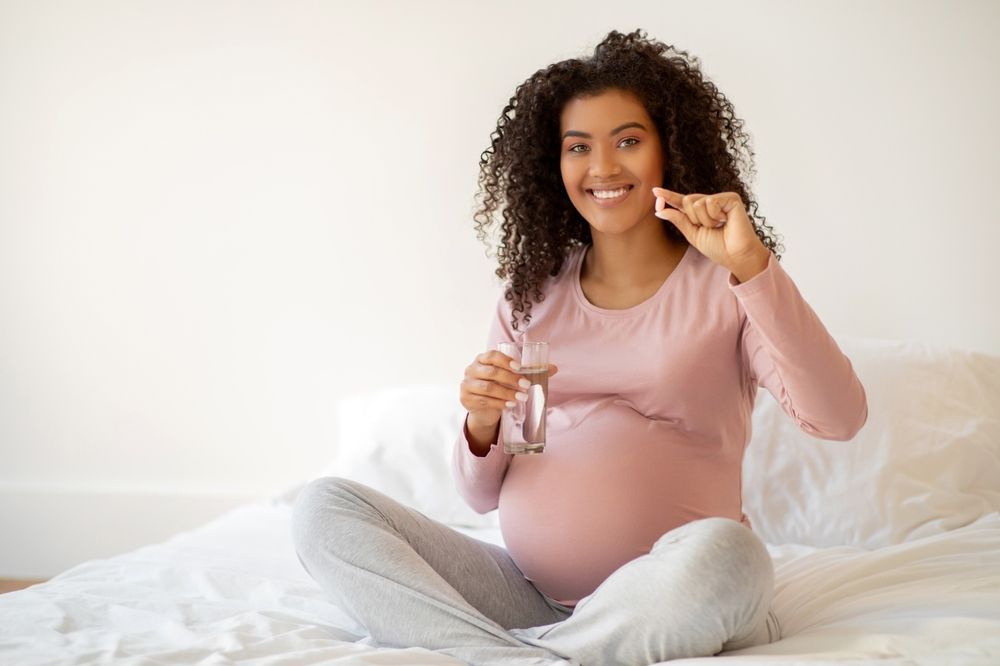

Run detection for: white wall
[[2, 0, 997, 578]]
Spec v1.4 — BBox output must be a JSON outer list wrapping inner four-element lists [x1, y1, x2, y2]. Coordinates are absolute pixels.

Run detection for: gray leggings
[[291, 476, 779, 666]]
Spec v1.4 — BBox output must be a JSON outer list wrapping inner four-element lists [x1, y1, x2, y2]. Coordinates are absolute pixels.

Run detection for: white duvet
[[2, 490, 999, 665]]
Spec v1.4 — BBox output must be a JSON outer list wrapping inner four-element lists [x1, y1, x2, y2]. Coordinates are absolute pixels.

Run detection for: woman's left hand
[[652, 187, 771, 283]]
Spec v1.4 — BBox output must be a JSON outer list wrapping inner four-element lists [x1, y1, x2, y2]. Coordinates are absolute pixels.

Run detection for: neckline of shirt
[[571, 242, 694, 317]]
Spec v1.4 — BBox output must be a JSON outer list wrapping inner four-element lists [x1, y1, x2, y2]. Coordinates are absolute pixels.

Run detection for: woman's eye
[[567, 138, 638, 153]]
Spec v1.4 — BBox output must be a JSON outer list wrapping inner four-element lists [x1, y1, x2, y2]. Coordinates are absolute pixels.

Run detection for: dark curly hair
[[473, 28, 784, 332]]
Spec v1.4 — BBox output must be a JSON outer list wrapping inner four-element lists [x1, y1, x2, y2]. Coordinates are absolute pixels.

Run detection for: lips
[[586, 185, 633, 207]]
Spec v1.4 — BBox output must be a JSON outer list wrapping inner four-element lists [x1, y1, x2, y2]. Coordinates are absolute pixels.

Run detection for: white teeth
[[591, 187, 630, 199]]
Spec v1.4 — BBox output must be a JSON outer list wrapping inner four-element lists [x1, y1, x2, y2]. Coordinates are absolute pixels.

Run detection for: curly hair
[[473, 28, 784, 332]]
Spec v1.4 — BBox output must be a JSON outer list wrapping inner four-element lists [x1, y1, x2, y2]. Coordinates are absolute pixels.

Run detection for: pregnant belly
[[498, 399, 741, 601]]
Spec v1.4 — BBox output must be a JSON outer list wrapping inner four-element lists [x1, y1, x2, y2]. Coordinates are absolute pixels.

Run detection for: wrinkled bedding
[[2, 496, 999, 665]]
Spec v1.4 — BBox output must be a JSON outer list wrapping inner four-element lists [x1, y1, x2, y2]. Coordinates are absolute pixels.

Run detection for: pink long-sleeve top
[[452, 242, 868, 607]]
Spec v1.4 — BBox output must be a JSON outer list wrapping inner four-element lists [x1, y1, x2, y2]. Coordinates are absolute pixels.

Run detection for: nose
[[588, 144, 622, 178]]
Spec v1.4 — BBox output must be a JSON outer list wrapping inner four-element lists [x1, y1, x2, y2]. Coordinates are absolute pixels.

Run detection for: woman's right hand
[[460, 350, 559, 428]]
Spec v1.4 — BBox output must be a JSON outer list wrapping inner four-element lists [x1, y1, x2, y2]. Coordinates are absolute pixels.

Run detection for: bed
[[3, 336, 1000, 665]]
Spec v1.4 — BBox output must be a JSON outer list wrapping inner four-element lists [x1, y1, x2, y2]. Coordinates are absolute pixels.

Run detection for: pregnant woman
[[292, 28, 868, 666]]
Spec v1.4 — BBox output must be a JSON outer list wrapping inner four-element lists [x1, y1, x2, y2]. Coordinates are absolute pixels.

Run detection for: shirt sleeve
[[451, 292, 516, 514], [731, 252, 869, 441]]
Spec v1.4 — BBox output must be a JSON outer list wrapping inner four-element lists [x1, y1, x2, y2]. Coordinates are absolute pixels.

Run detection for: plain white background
[[2, 0, 998, 577]]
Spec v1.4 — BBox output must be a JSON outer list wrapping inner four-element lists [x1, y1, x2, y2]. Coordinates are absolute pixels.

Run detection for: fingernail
[[510, 361, 520, 370], [519, 378, 531, 388], [505, 401, 516, 408], [515, 392, 528, 401]]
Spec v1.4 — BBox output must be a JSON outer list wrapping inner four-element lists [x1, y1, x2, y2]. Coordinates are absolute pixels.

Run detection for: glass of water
[[496, 341, 549, 454]]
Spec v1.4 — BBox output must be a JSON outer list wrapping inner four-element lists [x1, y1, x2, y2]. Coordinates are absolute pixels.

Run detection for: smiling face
[[559, 88, 664, 236]]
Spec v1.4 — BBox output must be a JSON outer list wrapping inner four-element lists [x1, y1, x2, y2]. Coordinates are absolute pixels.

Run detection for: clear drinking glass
[[496, 341, 549, 454]]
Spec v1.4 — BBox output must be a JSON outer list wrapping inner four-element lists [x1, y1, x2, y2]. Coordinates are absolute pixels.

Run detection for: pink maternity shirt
[[451, 242, 868, 607]]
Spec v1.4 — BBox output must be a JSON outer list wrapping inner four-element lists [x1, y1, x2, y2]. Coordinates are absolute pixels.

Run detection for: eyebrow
[[562, 121, 647, 140]]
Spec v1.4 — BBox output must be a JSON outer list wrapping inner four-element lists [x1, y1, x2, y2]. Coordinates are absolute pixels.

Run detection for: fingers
[[653, 188, 727, 229], [461, 375, 523, 409], [679, 193, 711, 228], [702, 196, 727, 227], [472, 351, 525, 388], [652, 186, 675, 210], [462, 350, 558, 411], [462, 351, 529, 411], [692, 196, 725, 228], [653, 189, 695, 239], [653, 186, 699, 225], [461, 385, 514, 413], [479, 350, 520, 370]]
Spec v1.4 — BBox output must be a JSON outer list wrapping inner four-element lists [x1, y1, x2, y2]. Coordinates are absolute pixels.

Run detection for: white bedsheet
[[2, 494, 999, 665]]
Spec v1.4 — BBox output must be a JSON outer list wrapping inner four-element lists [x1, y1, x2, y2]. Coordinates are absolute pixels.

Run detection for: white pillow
[[742, 337, 1000, 549], [319, 383, 500, 529]]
